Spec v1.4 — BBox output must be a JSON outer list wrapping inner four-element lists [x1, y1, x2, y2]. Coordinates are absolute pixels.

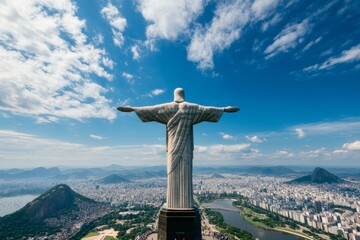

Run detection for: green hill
[[0, 184, 103, 239]]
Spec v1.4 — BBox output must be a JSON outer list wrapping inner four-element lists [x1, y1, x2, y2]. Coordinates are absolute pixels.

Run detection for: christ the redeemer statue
[[118, 88, 239, 209]]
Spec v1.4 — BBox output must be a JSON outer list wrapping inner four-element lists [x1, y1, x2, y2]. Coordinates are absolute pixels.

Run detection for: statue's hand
[[117, 106, 134, 112], [224, 106, 240, 112]]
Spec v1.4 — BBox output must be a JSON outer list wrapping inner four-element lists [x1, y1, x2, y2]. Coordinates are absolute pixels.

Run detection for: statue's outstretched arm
[[117, 106, 135, 112], [224, 106, 240, 113]]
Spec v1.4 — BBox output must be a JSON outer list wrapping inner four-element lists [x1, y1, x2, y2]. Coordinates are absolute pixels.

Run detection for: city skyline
[[1, 0, 360, 168]]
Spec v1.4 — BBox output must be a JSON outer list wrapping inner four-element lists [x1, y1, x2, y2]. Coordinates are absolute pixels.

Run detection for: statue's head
[[174, 88, 185, 103]]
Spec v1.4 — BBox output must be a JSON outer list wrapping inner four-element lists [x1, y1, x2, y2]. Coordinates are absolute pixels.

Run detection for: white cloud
[[333, 140, 360, 155], [122, 72, 134, 84], [297, 148, 329, 159], [194, 144, 262, 165], [101, 3, 127, 47], [93, 33, 104, 45], [261, 13, 281, 31], [137, 0, 206, 43], [304, 44, 360, 71], [131, 45, 141, 60], [343, 140, 360, 151], [102, 57, 114, 69], [272, 150, 294, 158], [333, 149, 347, 154], [265, 19, 310, 58], [90, 134, 105, 140], [36, 116, 59, 124], [0, 0, 115, 121], [303, 37, 322, 51], [293, 118, 360, 135], [148, 89, 165, 97], [295, 128, 305, 138], [187, 0, 281, 70], [204, 144, 250, 153], [1, 129, 359, 168], [220, 132, 236, 140], [246, 135, 266, 143], [0, 130, 254, 167], [252, 0, 280, 19], [187, 0, 251, 70], [0, 130, 167, 168], [136, 0, 282, 69]]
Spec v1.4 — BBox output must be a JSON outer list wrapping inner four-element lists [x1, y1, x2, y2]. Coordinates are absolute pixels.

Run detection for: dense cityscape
[[1, 168, 359, 240]]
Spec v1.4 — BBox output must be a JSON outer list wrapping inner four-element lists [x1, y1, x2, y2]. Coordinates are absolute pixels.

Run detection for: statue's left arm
[[224, 106, 240, 112], [192, 105, 240, 125]]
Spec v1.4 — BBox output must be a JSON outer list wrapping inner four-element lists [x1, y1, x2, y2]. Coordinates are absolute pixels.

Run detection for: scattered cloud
[[131, 45, 141, 60], [272, 150, 294, 158], [187, 0, 251, 70], [304, 44, 360, 71], [0, 0, 115, 121], [148, 89, 165, 97], [303, 37, 322, 51], [265, 19, 310, 58], [195, 143, 254, 161], [101, 3, 127, 47], [92, 33, 104, 45], [122, 72, 134, 84], [187, 0, 282, 70], [246, 135, 266, 143], [36, 116, 59, 124], [261, 13, 281, 32], [1, 129, 360, 167], [90, 134, 105, 140], [297, 147, 329, 159], [333, 140, 360, 156], [251, 0, 280, 19], [102, 57, 114, 69], [343, 140, 360, 151], [220, 132, 236, 140], [295, 128, 305, 138], [0, 130, 166, 168], [137, 0, 206, 46], [292, 118, 360, 136]]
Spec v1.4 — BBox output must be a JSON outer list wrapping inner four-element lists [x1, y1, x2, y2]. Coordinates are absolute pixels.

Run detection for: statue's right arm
[[117, 106, 135, 112]]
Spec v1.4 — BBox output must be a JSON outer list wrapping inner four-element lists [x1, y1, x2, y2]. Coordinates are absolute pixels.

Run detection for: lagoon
[[203, 198, 304, 240]]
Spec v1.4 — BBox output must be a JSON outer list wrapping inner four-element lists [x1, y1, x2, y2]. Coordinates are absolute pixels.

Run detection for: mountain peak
[[286, 167, 344, 184], [26, 184, 76, 220], [98, 174, 130, 184], [310, 167, 343, 183]]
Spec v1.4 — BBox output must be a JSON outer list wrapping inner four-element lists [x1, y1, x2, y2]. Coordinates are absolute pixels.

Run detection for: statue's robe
[[134, 101, 223, 209]]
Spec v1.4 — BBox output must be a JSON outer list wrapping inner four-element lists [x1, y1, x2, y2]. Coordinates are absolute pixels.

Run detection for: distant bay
[[0, 194, 39, 217]]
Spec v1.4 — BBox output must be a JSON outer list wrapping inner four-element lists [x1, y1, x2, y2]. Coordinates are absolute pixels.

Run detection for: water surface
[[203, 198, 304, 240], [0, 194, 38, 217]]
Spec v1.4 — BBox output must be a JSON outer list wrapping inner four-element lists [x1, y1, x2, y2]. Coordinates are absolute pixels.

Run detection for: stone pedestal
[[158, 208, 201, 240]]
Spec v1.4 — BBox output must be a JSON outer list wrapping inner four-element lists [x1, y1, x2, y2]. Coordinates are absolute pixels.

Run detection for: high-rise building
[[315, 201, 322, 213]]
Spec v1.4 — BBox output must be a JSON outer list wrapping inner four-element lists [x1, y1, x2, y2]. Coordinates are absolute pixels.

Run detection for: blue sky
[[0, 0, 360, 168]]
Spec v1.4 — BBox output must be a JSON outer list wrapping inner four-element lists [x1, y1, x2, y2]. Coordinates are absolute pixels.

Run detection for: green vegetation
[[204, 209, 254, 240], [240, 202, 297, 230], [83, 231, 100, 237], [333, 205, 356, 213], [197, 192, 247, 203], [71, 205, 159, 240], [104, 236, 118, 240]]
